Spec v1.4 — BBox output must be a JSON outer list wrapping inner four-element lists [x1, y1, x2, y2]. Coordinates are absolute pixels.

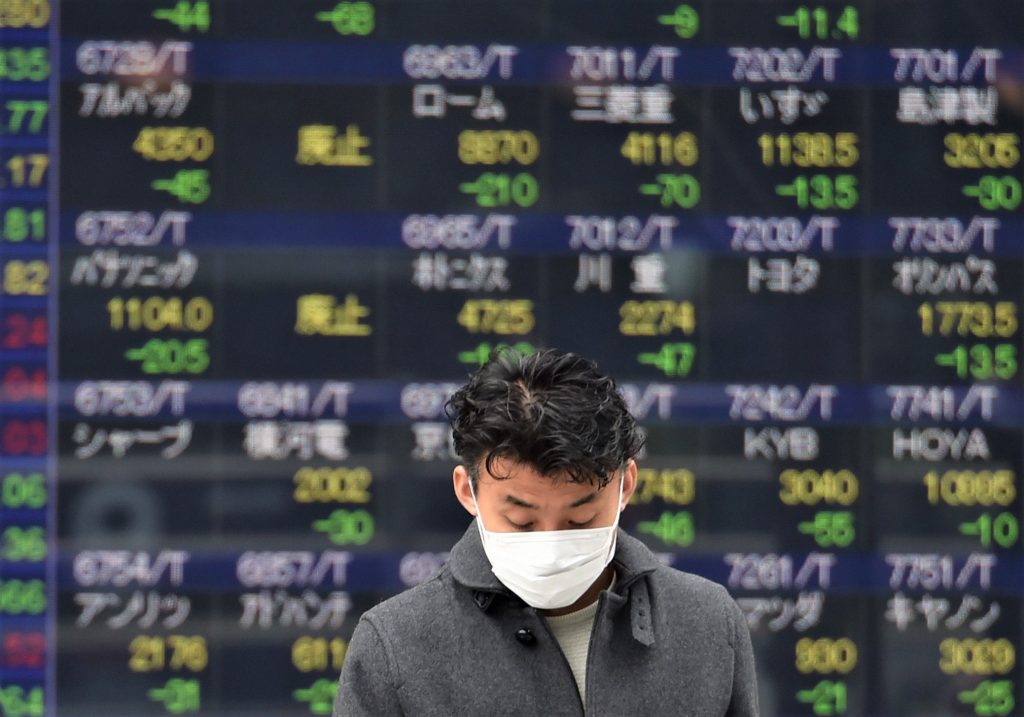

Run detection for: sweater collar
[[447, 519, 662, 595]]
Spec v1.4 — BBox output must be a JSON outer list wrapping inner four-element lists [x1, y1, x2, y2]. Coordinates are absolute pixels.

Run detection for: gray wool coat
[[333, 523, 759, 716]]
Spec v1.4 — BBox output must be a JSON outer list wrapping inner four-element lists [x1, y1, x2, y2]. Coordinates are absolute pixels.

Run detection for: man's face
[[453, 456, 637, 533]]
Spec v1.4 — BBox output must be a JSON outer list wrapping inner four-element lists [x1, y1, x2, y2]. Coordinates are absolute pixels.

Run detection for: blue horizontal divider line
[[58, 41, 1024, 87], [47, 379, 1024, 426], [57, 211, 1024, 258]]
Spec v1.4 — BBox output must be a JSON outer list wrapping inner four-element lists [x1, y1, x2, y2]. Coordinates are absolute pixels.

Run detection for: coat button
[[514, 627, 536, 646]]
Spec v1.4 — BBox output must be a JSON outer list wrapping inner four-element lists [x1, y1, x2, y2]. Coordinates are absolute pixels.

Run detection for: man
[[333, 349, 759, 716]]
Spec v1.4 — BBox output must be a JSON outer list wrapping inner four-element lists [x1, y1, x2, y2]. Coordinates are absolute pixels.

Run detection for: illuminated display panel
[[0, 1, 1022, 715]]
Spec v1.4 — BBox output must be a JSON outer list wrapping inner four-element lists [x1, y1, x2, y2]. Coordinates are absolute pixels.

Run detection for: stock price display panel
[[0, 0, 1022, 715]]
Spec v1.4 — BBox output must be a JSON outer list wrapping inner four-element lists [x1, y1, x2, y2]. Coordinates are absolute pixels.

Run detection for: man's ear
[[453, 465, 478, 517], [619, 459, 639, 511]]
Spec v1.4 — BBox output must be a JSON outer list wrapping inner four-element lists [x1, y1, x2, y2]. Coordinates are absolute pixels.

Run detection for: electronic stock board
[[1, 1, 1024, 715]]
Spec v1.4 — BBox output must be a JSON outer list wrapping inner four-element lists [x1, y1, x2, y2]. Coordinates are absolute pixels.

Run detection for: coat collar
[[448, 520, 662, 596]]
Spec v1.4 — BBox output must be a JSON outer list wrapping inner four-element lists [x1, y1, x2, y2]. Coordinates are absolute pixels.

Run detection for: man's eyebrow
[[568, 491, 599, 508], [504, 494, 538, 509], [502, 490, 599, 510]]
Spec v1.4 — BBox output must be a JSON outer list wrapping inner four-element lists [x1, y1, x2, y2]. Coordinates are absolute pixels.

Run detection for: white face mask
[[470, 471, 624, 610]]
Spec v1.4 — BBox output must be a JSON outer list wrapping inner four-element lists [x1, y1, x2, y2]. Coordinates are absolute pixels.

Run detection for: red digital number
[[2, 312, 47, 349], [2, 631, 46, 669], [1, 420, 47, 455], [2, 366, 46, 401]]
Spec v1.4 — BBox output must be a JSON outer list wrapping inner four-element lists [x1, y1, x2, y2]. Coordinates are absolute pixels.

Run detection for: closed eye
[[568, 518, 595, 528]]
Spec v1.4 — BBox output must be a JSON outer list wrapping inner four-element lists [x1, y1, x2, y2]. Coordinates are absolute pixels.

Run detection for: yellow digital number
[[107, 296, 214, 332], [939, 638, 1015, 675], [919, 301, 1018, 338], [292, 636, 348, 672], [620, 131, 698, 166], [631, 468, 695, 505], [779, 469, 859, 506], [6, 153, 48, 187], [456, 299, 534, 335], [796, 637, 858, 674], [759, 132, 859, 168], [925, 470, 1015, 507], [293, 467, 372, 503], [133, 127, 215, 162], [458, 130, 538, 165], [0, 0, 50, 27], [619, 300, 695, 336], [2, 259, 48, 295], [129, 635, 207, 673], [944, 133, 1020, 169]]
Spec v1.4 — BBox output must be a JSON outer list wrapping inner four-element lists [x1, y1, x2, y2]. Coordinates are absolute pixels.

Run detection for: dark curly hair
[[444, 348, 645, 488]]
